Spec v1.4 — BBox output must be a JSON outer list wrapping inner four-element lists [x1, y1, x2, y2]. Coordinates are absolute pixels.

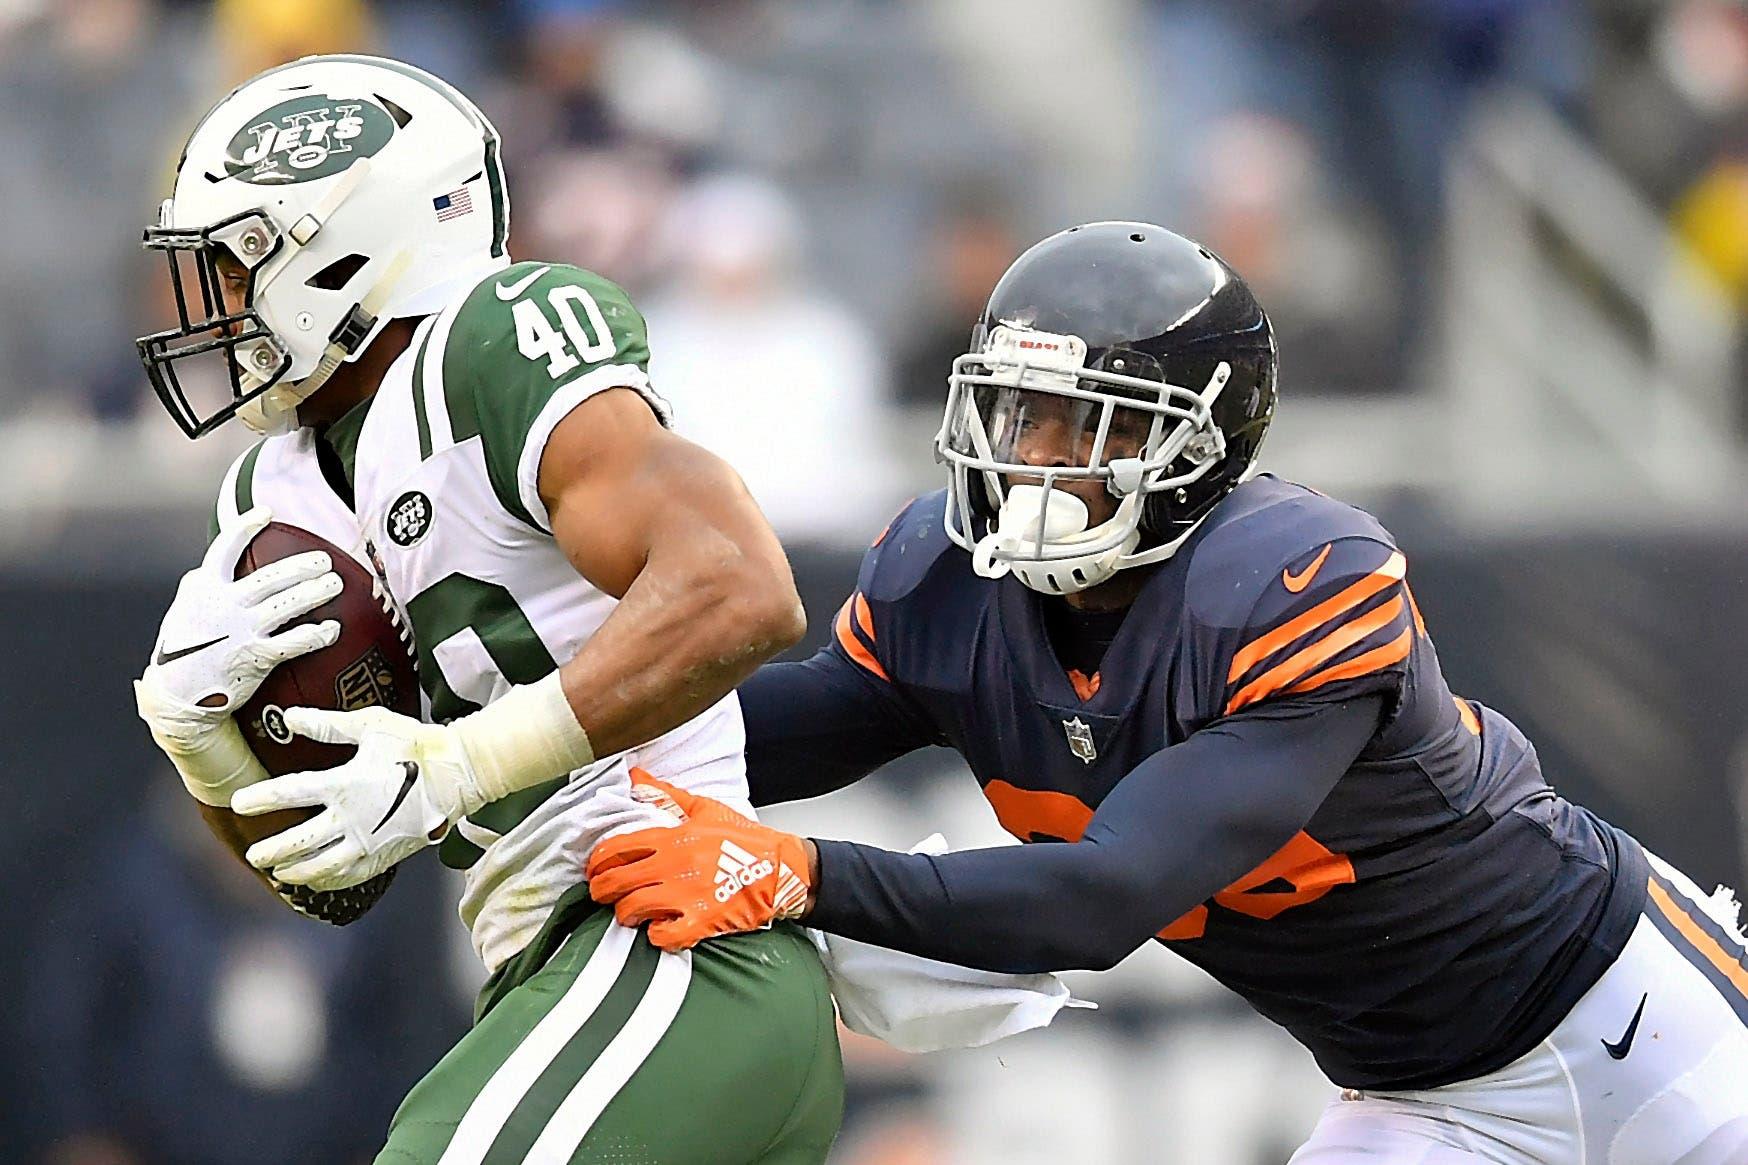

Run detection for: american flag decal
[[433, 187, 474, 222]]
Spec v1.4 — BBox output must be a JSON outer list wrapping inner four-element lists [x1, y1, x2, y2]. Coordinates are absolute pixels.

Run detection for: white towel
[[810, 834, 1095, 1054]]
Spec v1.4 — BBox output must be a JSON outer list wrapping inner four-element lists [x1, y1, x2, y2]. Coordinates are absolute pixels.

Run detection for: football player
[[588, 223, 1748, 1162], [131, 56, 841, 1164]]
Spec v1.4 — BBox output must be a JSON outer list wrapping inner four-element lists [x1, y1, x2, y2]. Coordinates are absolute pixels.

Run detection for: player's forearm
[[807, 837, 1155, 972], [804, 752, 1244, 974], [448, 518, 802, 806], [804, 694, 1384, 972], [559, 528, 805, 759]]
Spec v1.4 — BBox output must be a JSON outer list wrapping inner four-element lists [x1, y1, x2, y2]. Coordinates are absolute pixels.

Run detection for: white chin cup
[[236, 385, 301, 434], [971, 484, 1142, 595], [236, 368, 332, 435]]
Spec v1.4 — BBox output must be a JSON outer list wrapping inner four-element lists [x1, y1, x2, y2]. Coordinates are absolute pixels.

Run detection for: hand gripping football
[[212, 522, 421, 923]]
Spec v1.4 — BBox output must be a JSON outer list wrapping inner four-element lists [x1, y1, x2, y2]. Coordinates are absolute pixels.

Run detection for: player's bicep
[[538, 387, 677, 596], [539, 390, 788, 604], [742, 646, 934, 805]]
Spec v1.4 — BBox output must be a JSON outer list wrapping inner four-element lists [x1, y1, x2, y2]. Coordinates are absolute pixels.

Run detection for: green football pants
[[377, 890, 843, 1165]]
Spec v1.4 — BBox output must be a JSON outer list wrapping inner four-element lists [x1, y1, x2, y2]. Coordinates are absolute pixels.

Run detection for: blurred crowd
[[10, 2, 1748, 1163], [4, 0, 1747, 545]]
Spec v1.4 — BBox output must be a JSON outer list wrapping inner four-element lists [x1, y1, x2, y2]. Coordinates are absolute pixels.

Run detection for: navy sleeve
[[741, 645, 938, 807], [805, 691, 1383, 973]]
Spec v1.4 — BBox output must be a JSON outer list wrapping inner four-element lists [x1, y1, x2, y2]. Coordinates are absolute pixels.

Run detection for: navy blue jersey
[[749, 476, 1647, 1089]]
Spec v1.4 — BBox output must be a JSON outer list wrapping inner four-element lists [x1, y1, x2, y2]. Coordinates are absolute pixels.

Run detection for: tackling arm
[[805, 693, 1381, 972], [590, 690, 1382, 965]]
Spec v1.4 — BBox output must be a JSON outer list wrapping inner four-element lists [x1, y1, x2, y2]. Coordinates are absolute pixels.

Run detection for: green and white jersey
[[212, 261, 751, 973]]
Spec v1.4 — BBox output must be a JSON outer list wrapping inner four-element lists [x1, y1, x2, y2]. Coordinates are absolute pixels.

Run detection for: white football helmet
[[137, 54, 511, 437]]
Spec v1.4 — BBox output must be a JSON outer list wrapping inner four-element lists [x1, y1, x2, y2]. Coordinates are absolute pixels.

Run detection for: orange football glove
[[586, 774, 814, 951]]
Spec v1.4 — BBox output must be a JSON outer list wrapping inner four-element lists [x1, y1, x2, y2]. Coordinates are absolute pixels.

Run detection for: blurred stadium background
[[5, 0, 1748, 1161]]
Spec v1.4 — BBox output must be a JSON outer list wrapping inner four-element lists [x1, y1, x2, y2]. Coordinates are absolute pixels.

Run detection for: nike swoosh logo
[[494, 265, 551, 301], [1602, 993, 1648, 1060], [154, 634, 228, 665], [1283, 543, 1333, 593], [372, 761, 420, 833]]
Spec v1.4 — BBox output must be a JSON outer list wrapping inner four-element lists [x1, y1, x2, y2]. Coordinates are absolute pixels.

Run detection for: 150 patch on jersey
[[224, 95, 396, 185]]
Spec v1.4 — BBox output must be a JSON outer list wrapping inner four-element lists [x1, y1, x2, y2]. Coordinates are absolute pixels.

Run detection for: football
[[208, 521, 422, 924]]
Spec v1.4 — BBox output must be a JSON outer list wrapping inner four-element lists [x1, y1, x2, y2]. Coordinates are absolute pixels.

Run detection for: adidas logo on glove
[[587, 774, 816, 949], [715, 840, 775, 902]]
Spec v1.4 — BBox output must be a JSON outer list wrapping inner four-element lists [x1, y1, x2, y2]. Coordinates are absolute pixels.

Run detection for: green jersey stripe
[[419, 266, 501, 459], [483, 136, 508, 258], [233, 442, 263, 516], [434, 922, 638, 1165], [411, 321, 436, 461], [422, 304, 454, 455], [479, 936, 664, 1165], [445, 349, 482, 446], [209, 441, 249, 537]]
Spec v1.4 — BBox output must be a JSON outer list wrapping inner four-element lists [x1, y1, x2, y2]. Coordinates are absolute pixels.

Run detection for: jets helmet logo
[[386, 491, 433, 548], [223, 95, 397, 186], [1063, 716, 1097, 764]]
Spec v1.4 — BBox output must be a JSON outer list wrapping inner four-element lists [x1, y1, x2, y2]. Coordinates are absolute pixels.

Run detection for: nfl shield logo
[[1063, 716, 1097, 764]]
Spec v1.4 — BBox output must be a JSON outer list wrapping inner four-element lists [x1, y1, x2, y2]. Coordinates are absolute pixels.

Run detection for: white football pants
[[1290, 853, 1748, 1164]]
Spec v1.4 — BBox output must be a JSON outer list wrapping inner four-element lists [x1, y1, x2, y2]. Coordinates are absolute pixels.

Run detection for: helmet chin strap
[[237, 249, 413, 434], [971, 484, 1144, 596]]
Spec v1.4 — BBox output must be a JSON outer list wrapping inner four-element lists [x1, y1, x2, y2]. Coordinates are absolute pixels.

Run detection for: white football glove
[[134, 505, 342, 805], [231, 675, 597, 891], [231, 706, 490, 890]]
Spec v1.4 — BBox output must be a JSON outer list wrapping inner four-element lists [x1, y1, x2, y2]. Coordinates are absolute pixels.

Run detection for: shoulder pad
[[1185, 477, 1396, 634], [212, 432, 309, 533], [444, 261, 655, 402], [450, 260, 649, 349], [1183, 479, 1415, 716], [856, 490, 960, 604], [438, 260, 665, 530]]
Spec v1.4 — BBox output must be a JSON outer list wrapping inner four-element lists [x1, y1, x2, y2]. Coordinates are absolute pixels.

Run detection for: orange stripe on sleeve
[[1453, 696, 1480, 736], [853, 593, 878, 643], [1227, 552, 1407, 684], [834, 594, 890, 682], [1647, 876, 1748, 1001], [1283, 626, 1413, 698], [1405, 582, 1428, 639], [1226, 595, 1406, 714]]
